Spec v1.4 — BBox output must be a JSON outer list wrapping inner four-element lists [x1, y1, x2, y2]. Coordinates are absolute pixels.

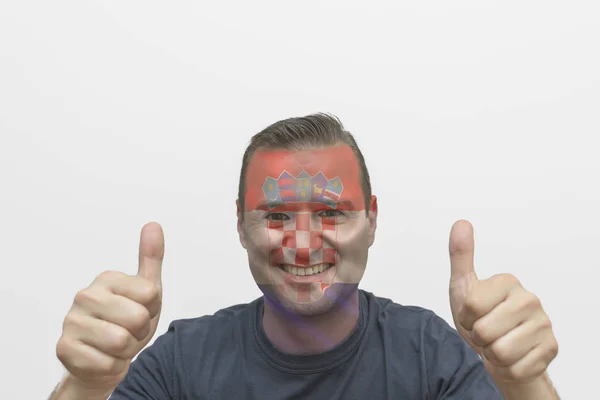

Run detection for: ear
[[367, 195, 378, 248], [236, 199, 247, 249]]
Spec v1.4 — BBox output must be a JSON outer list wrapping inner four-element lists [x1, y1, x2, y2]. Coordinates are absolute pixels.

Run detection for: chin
[[258, 282, 358, 317]]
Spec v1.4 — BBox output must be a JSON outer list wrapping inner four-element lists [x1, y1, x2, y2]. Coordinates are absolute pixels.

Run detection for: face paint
[[243, 145, 374, 312]]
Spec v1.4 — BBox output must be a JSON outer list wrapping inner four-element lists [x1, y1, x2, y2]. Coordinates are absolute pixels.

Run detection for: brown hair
[[238, 113, 372, 215]]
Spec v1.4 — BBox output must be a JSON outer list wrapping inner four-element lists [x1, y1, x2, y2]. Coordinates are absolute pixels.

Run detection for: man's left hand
[[447, 220, 559, 387]]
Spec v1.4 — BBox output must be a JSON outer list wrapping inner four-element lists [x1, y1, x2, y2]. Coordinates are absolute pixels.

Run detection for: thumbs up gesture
[[448, 220, 559, 389], [54, 223, 165, 397]]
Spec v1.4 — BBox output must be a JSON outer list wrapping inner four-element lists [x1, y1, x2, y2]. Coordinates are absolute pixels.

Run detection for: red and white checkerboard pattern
[[267, 212, 338, 303], [268, 212, 337, 267]]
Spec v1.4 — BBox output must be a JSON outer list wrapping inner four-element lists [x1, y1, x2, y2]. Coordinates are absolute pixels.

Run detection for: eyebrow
[[336, 200, 355, 210], [253, 199, 357, 211]]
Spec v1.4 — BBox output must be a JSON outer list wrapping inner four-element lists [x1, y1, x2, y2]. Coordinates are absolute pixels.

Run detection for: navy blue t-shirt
[[110, 290, 502, 399]]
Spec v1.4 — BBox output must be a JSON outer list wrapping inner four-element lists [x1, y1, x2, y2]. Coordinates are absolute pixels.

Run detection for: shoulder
[[148, 300, 258, 378], [361, 290, 464, 352], [111, 301, 258, 399], [362, 291, 501, 398], [132, 300, 256, 365], [362, 289, 438, 330], [164, 300, 256, 348]]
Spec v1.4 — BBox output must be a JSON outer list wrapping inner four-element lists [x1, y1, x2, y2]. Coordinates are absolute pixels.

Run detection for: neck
[[262, 290, 360, 355]]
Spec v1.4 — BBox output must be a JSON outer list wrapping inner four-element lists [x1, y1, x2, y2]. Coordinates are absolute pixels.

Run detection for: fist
[[448, 220, 558, 385], [55, 222, 164, 392], [454, 274, 558, 384]]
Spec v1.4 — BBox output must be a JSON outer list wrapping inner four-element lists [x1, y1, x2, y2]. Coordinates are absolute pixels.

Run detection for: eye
[[265, 213, 290, 221], [318, 210, 344, 218]]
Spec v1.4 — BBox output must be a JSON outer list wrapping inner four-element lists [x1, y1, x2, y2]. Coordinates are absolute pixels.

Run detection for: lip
[[277, 264, 337, 284]]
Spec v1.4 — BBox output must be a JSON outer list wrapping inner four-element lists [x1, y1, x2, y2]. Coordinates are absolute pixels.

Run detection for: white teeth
[[281, 263, 332, 276]]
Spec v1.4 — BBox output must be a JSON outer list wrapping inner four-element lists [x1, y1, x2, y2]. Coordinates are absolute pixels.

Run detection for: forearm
[[495, 372, 559, 400], [48, 373, 113, 400]]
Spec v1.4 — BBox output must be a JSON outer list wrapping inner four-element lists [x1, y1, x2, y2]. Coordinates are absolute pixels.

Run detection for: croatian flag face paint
[[243, 145, 374, 308]]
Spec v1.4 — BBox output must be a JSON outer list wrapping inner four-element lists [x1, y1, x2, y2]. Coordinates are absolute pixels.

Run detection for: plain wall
[[1, 1, 598, 398]]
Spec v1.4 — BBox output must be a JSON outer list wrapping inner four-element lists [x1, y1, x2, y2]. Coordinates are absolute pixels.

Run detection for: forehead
[[244, 145, 362, 211]]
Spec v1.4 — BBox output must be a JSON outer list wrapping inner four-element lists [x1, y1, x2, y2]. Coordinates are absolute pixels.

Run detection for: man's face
[[238, 144, 377, 316]]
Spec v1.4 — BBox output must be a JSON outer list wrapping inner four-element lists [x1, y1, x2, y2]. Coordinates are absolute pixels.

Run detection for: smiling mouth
[[278, 263, 333, 277]]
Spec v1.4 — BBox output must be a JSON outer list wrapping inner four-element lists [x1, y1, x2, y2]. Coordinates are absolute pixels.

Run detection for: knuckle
[[73, 288, 94, 305], [524, 292, 542, 310], [55, 336, 73, 363], [97, 357, 120, 377], [471, 321, 493, 345], [129, 306, 152, 337], [93, 353, 120, 376], [462, 295, 478, 312], [457, 306, 478, 331], [73, 287, 105, 310], [139, 280, 161, 303], [488, 341, 511, 365], [498, 273, 520, 286], [539, 314, 553, 331], [504, 364, 524, 381], [505, 363, 528, 381], [55, 335, 125, 379], [133, 303, 152, 324], [56, 337, 89, 374], [97, 270, 124, 282], [62, 312, 78, 330], [108, 326, 131, 354], [73, 287, 106, 307], [463, 295, 484, 316], [547, 337, 559, 359], [62, 313, 88, 338]]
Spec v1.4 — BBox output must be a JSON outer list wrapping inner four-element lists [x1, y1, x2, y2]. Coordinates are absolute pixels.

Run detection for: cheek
[[332, 221, 370, 253], [245, 224, 286, 264], [244, 213, 282, 250], [328, 220, 370, 284], [249, 226, 282, 245]]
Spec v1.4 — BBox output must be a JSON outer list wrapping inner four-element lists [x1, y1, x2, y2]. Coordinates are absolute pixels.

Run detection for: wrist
[[50, 373, 115, 400], [495, 372, 558, 400]]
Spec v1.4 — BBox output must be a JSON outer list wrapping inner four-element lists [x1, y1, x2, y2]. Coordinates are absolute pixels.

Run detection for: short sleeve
[[423, 313, 503, 399], [109, 326, 176, 400]]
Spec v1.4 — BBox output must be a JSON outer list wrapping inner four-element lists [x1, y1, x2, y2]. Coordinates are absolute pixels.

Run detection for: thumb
[[137, 222, 165, 288], [449, 219, 478, 295]]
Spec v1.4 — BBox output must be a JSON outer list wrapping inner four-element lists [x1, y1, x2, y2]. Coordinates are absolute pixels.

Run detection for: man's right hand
[[53, 222, 165, 398]]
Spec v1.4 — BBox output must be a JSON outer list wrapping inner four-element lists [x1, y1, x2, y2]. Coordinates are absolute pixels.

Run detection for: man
[[50, 114, 560, 399]]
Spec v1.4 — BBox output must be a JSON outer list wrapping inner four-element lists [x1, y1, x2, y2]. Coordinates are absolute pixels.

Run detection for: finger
[[449, 220, 478, 291], [63, 313, 141, 360], [56, 336, 130, 379], [458, 273, 521, 331], [94, 271, 161, 318], [137, 222, 164, 288], [470, 289, 540, 347], [484, 339, 558, 383], [73, 288, 152, 341], [481, 314, 550, 366]]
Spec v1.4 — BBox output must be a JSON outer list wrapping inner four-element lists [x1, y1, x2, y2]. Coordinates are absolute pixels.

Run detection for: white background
[[1, 1, 598, 398]]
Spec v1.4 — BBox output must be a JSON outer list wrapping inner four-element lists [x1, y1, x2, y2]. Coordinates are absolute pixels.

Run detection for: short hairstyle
[[238, 113, 372, 215]]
